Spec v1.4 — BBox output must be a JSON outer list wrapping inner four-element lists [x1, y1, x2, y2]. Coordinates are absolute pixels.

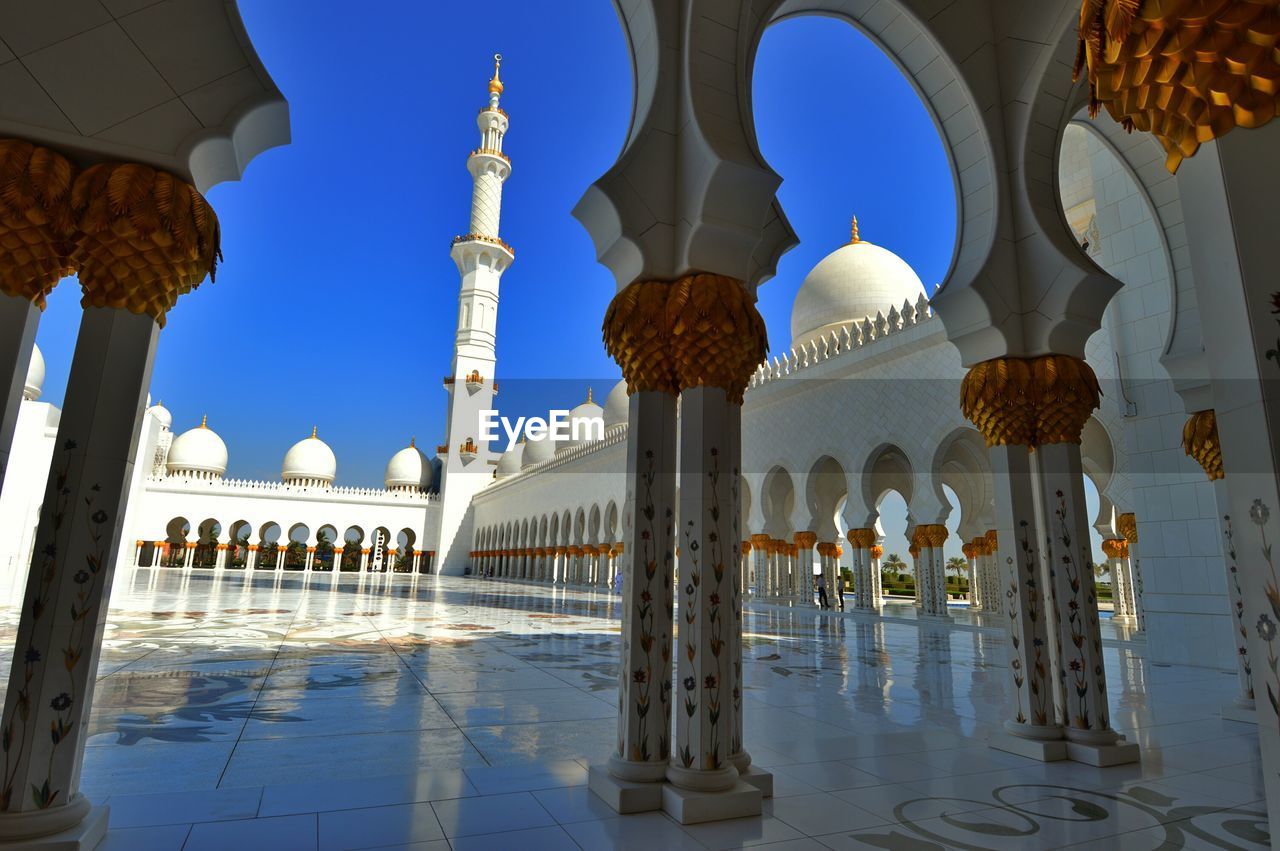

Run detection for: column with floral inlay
[[0, 162, 220, 843]]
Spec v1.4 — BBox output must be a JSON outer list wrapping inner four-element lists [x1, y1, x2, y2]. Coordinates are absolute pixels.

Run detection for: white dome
[[603, 379, 628, 428], [166, 416, 228, 478], [556, 389, 605, 455], [384, 439, 433, 491], [790, 220, 927, 348], [496, 442, 524, 478], [522, 427, 555, 468], [148, 401, 172, 429], [282, 428, 336, 485], [23, 344, 44, 401]]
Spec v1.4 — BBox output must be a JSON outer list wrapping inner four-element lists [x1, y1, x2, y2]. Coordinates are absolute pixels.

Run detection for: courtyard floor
[[0, 569, 1265, 850]]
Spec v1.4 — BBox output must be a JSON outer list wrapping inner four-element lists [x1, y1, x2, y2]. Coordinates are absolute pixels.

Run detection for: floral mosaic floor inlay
[[0, 568, 1265, 850]]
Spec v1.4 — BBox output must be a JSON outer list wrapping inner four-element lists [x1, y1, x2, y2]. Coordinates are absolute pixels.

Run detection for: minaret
[[437, 54, 514, 575]]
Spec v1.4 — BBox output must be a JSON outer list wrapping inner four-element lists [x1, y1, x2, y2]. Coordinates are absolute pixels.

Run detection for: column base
[[1065, 737, 1140, 767], [1222, 700, 1258, 725], [988, 730, 1067, 762], [1111, 615, 1137, 628], [588, 765, 663, 814], [737, 765, 774, 798], [0, 801, 108, 850], [661, 781, 762, 825]]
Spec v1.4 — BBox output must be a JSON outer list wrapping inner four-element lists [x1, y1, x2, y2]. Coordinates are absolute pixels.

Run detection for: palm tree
[[883, 552, 906, 573], [946, 556, 968, 581]]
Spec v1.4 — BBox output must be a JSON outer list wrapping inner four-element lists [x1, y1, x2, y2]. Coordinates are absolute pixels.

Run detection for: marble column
[[846, 529, 873, 610], [1102, 539, 1134, 628], [986, 445, 1064, 761], [0, 143, 75, 498], [670, 387, 740, 793], [597, 390, 676, 791], [831, 546, 842, 606], [0, 307, 157, 842], [0, 296, 40, 493], [914, 525, 950, 619], [1037, 442, 1136, 765], [963, 543, 978, 609], [1115, 513, 1146, 633], [869, 544, 883, 610], [983, 530, 1000, 613], [908, 543, 922, 610], [750, 536, 768, 597]]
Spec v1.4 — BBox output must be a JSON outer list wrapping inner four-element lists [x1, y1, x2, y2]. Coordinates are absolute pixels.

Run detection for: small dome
[[496, 442, 524, 478], [790, 217, 927, 348], [282, 427, 336, 485], [148, 400, 173, 429], [23, 344, 44, 401], [522, 426, 555, 468], [166, 416, 228, 479], [384, 439, 433, 491], [603, 380, 628, 428], [556, 388, 605, 455]]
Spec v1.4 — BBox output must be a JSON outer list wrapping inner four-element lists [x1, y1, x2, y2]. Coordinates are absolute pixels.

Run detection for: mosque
[[0, 98, 1168, 672], [0, 0, 1278, 847]]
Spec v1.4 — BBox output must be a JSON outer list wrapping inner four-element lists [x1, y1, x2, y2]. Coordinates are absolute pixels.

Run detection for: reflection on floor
[[0, 569, 1264, 850]]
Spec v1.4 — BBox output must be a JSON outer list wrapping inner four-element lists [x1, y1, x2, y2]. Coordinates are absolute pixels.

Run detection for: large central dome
[[790, 218, 927, 348]]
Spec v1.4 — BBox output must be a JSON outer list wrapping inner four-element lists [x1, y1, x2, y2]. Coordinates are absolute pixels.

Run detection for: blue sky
[[33, 4, 1031, 563]]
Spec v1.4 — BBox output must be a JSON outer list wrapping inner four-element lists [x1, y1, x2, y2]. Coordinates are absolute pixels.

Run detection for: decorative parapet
[[146, 475, 440, 505], [473, 419, 630, 499], [474, 297, 936, 496], [451, 232, 515, 257], [469, 147, 510, 163], [747, 293, 935, 390]]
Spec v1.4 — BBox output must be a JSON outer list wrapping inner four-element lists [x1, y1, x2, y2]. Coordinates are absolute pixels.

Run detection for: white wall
[[1067, 125, 1232, 671]]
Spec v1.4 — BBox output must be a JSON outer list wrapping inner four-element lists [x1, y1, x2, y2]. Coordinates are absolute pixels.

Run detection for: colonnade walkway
[[3, 570, 1261, 850]]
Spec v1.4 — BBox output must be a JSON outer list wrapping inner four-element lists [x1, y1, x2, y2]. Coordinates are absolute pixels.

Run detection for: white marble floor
[[0, 568, 1264, 850]]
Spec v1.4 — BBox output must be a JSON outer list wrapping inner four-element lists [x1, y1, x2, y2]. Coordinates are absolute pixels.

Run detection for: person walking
[[834, 575, 845, 611], [817, 574, 829, 610]]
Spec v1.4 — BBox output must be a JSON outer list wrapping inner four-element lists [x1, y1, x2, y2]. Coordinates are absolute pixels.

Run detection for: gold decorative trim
[[1182, 409, 1224, 481], [961, 355, 1100, 447], [1075, 0, 1280, 172], [0, 140, 76, 308], [602, 274, 768, 403], [846, 528, 876, 549], [1116, 512, 1138, 545], [794, 531, 817, 548], [71, 163, 220, 327], [1101, 538, 1128, 560]]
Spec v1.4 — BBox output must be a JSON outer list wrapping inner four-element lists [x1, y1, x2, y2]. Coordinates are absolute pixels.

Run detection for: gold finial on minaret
[[586, 386, 593, 404], [489, 53, 504, 96], [850, 215, 861, 244], [310, 425, 317, 439], [410, 436, 416, 448], [200, 414, 207, 428]]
